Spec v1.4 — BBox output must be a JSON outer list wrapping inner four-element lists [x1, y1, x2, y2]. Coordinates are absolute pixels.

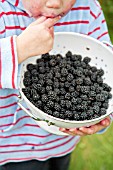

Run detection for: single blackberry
[[46, 86, 52, 92], [54, 88, 60, 95], [32, 76, 38, 83], [32, 89, 40, 101], [54, 103, 61, 111], [93, 105, 100, 114], [99, 108, 106, 115], [46, 101, 54, 108], [53, 111, 60, 118], [96, 77, 103, 84], [80, 112, 88, 120], [59, 113, 65, 119], [54, 81, 60, 88], [73, 60, 81, 67], [73, 112, 80, 121], [102, 83, 112, 92], [24, 71, 31, 78], [31, 69, 38, 76], [55, 72, 61, 78], [68, 86, 75, 92], [84, 77, 91, 85], [75, 70, 83, 77], [61, 68, 68, 76], [49, 59, 57, 67], [48, 91, 57, 100], [23, 78, 32, 87], [66, 51, 72, 58], [97, 68, 104, 76], [60, 88, 66, 95], [91, 66, 97, 72], [36, 59, 45, 67], [102, 102, 109, 109], [95, 86, 103, 93], [60, 100, 66, 108], [80, 86, 90, 94], [41, 94, 48, 103], [76, 78, 83, 85], [59, 59, 67, 68], [71, 97, 78, 105], [71, 91, 79, 98], [59, 82, 65, 88], [46, 72, 53, 79], [80, 61, 87, 69], [46, 79, 53, 86], [35, 100, 42, 108], [65, 100, 72, 109], [64, 81, 71, 88], [67, 73, 74, 82], [71, 79, 76, 86], [65, 111, 73, 119], [27, 63, 36, 71], [108, 93, 112, 99], [83, 56, 91, 64], [65, 93, 71, 100], [96, 94, 105, 102], [80, 94, 88, 101]]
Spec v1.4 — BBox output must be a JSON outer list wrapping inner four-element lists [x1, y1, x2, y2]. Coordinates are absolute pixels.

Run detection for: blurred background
[[69, 1, 113, 170]]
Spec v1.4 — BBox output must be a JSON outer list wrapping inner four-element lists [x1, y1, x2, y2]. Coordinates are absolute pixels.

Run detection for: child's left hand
[[59, 116, 111, 136]]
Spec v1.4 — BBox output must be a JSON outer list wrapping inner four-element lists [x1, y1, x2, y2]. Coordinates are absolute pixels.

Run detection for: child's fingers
[[43, 16, 61, 28], [30, 16, 46, 26]]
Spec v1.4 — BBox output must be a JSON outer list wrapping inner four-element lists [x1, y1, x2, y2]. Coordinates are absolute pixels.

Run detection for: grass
[[69, 1, 113, 170]]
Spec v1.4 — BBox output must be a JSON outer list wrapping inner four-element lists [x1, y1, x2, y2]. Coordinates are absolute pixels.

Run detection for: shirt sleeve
[[0, 17, 19, 89], [88, 1, 111, 44]]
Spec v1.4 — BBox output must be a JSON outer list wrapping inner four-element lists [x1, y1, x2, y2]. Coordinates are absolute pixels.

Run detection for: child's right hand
[[16, 16, 60, 63]]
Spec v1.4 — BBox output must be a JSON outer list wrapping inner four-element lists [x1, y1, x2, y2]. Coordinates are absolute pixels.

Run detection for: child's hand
[[17, 16, 60, 63], [59, 116, 111, 136]]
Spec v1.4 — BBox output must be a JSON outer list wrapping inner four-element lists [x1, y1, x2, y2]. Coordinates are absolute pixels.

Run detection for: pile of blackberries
[[22, 51, 112, 121]]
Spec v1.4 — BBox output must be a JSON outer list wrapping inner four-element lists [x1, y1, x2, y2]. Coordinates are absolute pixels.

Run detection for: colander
[[18, 32, 113, 135]]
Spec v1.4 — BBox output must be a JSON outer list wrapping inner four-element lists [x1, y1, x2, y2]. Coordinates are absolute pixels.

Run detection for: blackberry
[[61, 68, 68, 76], [65, 111, 73, 119], [54, 81, 60, 88], [97, 68, 104, 76], [35, 100, 42, 108], [53, 111, 60, 118], [32, 90, 40, 101], [32, 76, 38, 83], [60, 88, 66, 95], [54, 103, 61, 111], [46, 79, 53, 86], [80, 86, 90, 94], [71, 97, 78, 105], [73, 112, 80, 120], [27, 64, 35, 71], [46, 72, 53, 79], [80, 112, 87, 120], [59, 82, 65, 88], [48, 91, 57, 100], [60, 77, 66, 82], [31, 69, 38, 76], [96, 94, 105, 102], [59, 113, 65, 119], [93, 105, 100, 114], [60, 100, 66, 108], [54, 88, 60, 95], [71, 91, 79, 98], [91, 66, 97, 72], [65, 81, 71, 88], [55, 72, 61, 78], [80, 94, 88, 101], [84, 77, 91, 85], [99, 108, 106, 115], [102, 102, 109, 109], [76, 78, 83, 85], [46, 86, 52, 92], [49, 59, 57, 67], [41, 94, 48, 103], [23, 78, 32, 87], [46, 101, 54, 108], [24, 71, 31, 78], [83, 56, 91, 64], [65, 93, 71, 100], [68, 86, 75, 92], [96, 77, 103, 84], [102, 83, 112, 92], [108, 93, 112, 99], [67, 73, 74, 82], [65, 100, 72, 109], [66, 51, 72, 58], [76, 70, 83, 77]]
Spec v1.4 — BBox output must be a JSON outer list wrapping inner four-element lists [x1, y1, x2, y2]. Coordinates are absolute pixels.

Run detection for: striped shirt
[[0, 0, 112, 165]]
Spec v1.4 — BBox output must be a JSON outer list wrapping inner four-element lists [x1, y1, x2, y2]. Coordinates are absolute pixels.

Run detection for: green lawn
[[69, 1, 113, 170]]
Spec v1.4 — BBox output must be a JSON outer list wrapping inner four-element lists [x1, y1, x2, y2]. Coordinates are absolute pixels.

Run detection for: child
[[0, 0, 111, 170]]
